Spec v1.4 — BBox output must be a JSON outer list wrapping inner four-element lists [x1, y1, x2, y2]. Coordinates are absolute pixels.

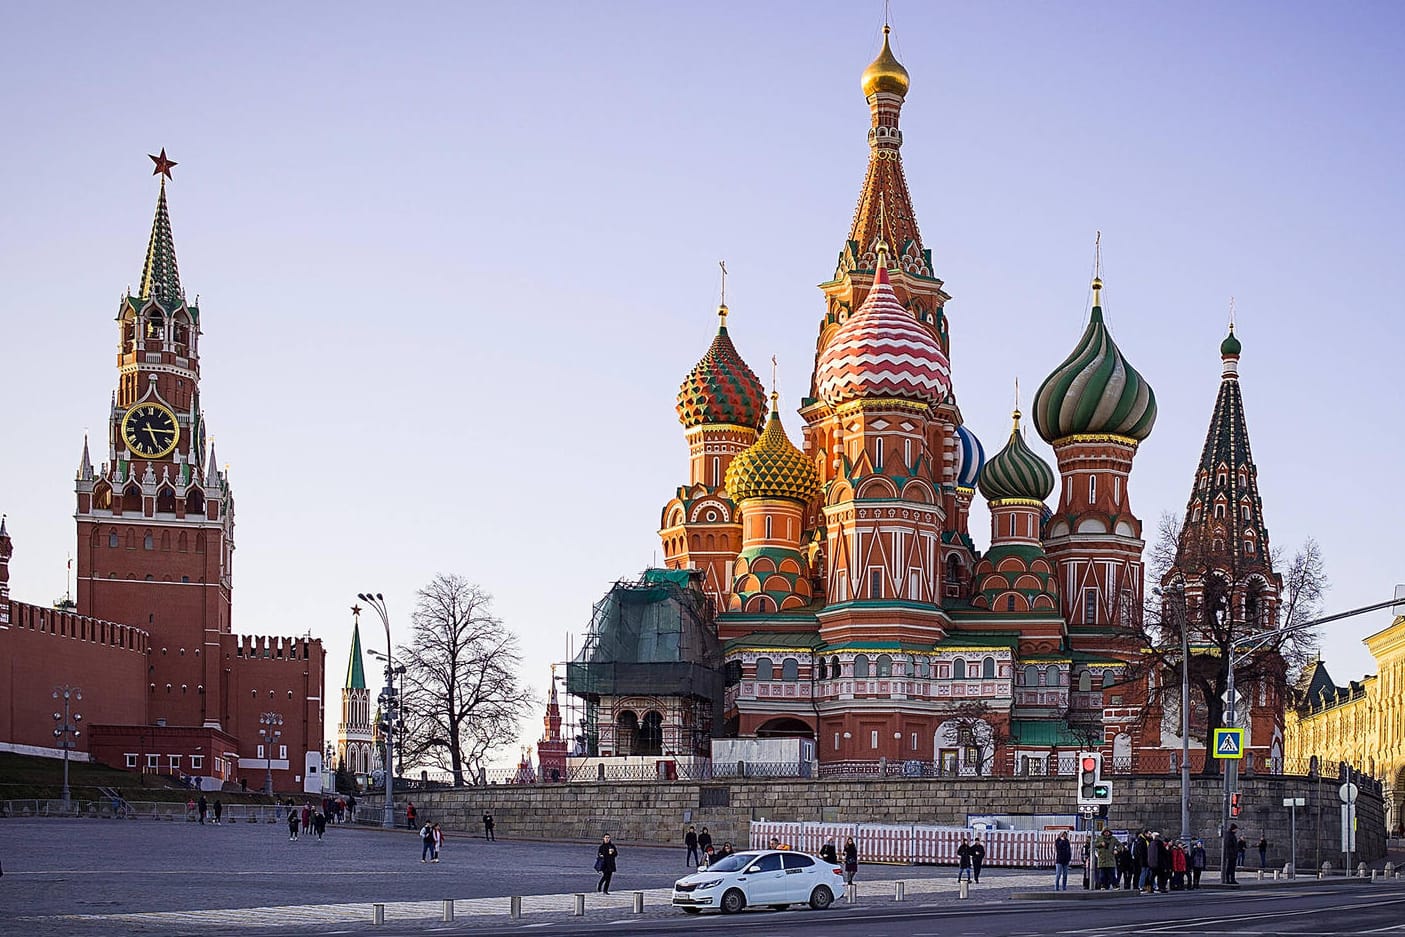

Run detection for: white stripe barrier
[[750, 821, 1059, 868]]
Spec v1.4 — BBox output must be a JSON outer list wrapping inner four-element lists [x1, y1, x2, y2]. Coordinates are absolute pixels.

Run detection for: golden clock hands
[[145, 425, 160, 446]]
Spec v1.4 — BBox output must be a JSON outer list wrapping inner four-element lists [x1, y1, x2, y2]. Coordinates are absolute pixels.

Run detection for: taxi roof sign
[[1213, 727, 1245, 759]]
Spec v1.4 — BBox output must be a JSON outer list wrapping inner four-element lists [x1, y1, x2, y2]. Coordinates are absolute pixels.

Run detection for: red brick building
[[0, 161, 325, 793]]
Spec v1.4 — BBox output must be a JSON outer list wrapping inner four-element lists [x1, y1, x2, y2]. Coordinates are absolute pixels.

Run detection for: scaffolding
[[566, 569, 723, 756]]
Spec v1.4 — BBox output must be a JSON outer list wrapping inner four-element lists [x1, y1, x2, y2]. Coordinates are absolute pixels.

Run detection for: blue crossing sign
[[1212, 727, 1245, 759]]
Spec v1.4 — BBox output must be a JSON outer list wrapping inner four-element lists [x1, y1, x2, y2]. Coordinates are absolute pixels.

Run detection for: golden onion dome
[[861, 25, 910, 98], [725, 395, 821, 504]]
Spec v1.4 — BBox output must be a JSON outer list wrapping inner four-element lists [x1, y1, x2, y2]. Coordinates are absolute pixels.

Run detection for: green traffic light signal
[[1093, 783, 1110, 799]]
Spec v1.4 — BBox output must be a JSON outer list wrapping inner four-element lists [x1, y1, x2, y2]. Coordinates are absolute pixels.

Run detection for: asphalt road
[[5, 818, 1402, 937]]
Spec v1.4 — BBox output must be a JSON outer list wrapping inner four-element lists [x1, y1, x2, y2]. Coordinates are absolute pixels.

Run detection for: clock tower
[[74, 152, 235, 730]]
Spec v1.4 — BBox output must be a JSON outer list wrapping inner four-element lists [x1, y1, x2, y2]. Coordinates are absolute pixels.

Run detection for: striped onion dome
[[953, 423, 985, 489], [815, 263, 951, 409], [676, 306, 767, 431], [979, 409, 1055, 502], [1033, 278, 1157, 444], [725, 395, 821, 504]]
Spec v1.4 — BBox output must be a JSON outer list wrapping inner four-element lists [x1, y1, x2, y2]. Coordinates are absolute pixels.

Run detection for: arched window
[[108, 531, 119, 548], [615, 710, 639, 756], [124, 482, 142, 508], [781, 658, 799, 682], [146, 309, 164, 339], [1024, 664, 1039, 686], [853, 654, 870, 679], [186, 488, 205, 516], [952, 658, 967, 680], [876, 654, 892, 677], [830, 656, 841, 679], [143, 532, 153, 550], [764, 516, 773, 539], [1078, 671, 1092, 693], [755, 657, 774, 681], [1102, 671, 1116, 689], [93, 484, 112, 510], [982, 657, 995, 679], [946, 555, 960, 585], [915, 658, 929, 678], [816, 658, 827, 680], [638, 711, 663, 756], [156, 487, 177, 515]]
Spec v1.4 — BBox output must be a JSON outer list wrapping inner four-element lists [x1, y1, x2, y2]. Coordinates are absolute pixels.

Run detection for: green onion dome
[[724, 395, 821, 504], [676, 305, 767, 431], [1220, 327, 1241, 358], [1033, 278, 1157, 444], [978, 409, 1055, 503]]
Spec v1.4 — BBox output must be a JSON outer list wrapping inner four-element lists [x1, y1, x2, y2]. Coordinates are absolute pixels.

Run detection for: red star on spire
[[149, 149, 177, 179]]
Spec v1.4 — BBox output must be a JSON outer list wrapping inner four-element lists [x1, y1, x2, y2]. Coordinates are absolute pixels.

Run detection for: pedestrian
[[213, 799, 222, 825], [596, 834, 618, 894], [1143, 832, 1163, 894], [186, 796, 196, 822], [697, 826, 712, 856], [971, 835, 986, 883], [702, 844, 715, 868], [1156, 833, 1172, 893], [1094, 830, 1116, 889], [1256, 835, 1267, 869], [301, 803, 311, 834], [1190, 840, 1207, 889], [820, 838, 838, 865], [1223, 823, 1239, 884], [1170, 840, 1187, 891], [313, 810, 326, 842], [421, 821, 435, 863], [1117, 839, 1134, 890], [720, 842, 734, 857], [956, 835, 973, 883], [843, 837, 858, 886], [1054, 831, 1072, 891], [483, 811, 495, 841], [1133, 830, 1150, 893], [347, 794, 357, 822], [432, 823, 443, 861], [685, 825, 699, 867], [197, 795, 207, 825], [239, 777, 247, 793], [287, 809, 299, 841], [407, 802, 417, 830]]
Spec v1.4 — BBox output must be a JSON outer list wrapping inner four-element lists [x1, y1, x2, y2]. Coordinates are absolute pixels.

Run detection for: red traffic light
[[1081, 756, 1098, 772]]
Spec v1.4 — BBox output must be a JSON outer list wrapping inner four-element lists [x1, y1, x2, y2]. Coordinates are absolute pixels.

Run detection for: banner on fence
[[749, 820, 1057, 868]]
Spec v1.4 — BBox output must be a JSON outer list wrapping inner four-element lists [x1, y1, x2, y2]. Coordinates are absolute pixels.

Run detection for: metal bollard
[[959, 879, 969, 900], [372, 903, 385, 925], [894, 880, 905, 901], [1371, 870, 1378, 882], [1274, 869, 1280, 880], [1358, 863, 1368, 878], [442, 899, 454, 922], [845, 883, 856, 903], [510, 896, 522, 918], [573, 894, 586, 916], [632, 892, 645, 913], [1257, 869, 1263, 880]]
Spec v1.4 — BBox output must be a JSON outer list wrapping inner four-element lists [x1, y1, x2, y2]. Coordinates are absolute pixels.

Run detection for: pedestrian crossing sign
[[1212, 727, 1245, 759]]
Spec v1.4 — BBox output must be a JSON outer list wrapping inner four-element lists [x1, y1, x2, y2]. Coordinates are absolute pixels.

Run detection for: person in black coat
[[843, 837, 859, 885], [820, 839, 838, 865], [685, 826, 699, 866], [1223, 824, 1239, 884], [970, 836, 986, 883], [596, 834, 619, 894], [1143, 832, 1163, 894], [956, 836, 973, 882], [697, 827, 712, 855], [1054, 831, 1072, 891]]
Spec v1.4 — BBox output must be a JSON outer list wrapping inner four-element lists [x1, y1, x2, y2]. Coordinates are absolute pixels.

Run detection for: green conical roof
[[979, 410, 1055, 502], [345, 620, 366, 690], [139, 180, 183, 307]]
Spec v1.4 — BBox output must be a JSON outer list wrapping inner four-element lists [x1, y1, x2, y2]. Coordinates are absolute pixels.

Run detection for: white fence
[[749, 820, 1056, 868]]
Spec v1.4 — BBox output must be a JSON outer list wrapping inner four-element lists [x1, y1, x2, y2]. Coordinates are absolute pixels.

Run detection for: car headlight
[[695, 879, 724, 889]]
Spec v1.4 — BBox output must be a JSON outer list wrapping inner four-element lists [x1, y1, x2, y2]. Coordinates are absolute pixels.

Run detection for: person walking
[[186, 796, 196, 822], [596, 834, 618, 894], [1189, 840, 1207, 889], [313, 809, 326, 842], [970, 835, 986, 883], [406, 802, 417, 830], [483, 812, 495, 841], [301, 803, 312, 835], [957, 836, 974, 882], [697, 827, 712, 856], [1054, 831, 1072, 891], [843, 837, 858, 886], [287, 809, 299, 841], [421, 821, 435, 863], [1257, 836, 1268, 869], [684, 825, 699, 867], [212, 799, 223, 826], [1223, 824, 1240, 884], [197, 795, 207, 825]]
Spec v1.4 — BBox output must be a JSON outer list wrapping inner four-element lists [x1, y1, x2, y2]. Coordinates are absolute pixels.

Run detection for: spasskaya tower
[[74, 150, 235, 731]]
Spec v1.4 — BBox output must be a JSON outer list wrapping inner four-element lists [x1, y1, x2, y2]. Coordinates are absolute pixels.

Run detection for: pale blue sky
[[3, 2, 1402, 760]]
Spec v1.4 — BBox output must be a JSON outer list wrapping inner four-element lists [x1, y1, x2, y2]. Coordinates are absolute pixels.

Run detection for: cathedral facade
[[655, 30, 1161, 772]]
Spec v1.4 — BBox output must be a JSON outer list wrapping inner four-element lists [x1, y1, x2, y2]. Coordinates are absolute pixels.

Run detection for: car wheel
[[809, 885, 834, 910], [720, 889, 746, 914], [682, 907, 701, 915]]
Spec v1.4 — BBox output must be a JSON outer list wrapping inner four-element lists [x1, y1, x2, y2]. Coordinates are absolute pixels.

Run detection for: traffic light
[[1077, 752, 1113, 806], [1230, 791, 1242, 818]]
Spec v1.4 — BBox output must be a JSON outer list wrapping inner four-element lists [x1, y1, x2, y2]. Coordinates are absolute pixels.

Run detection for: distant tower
[[337, 607, 375, 785], [0, 516, 12, 626], [537, 666, 568, 782], [1033, 273, 1157, 650]]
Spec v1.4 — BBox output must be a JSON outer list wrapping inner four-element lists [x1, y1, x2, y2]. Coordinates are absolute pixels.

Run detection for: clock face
[[121, 402, 180, 459]]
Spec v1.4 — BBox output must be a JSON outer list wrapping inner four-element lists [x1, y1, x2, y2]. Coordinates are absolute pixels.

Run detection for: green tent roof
[[345, 620, 366, 690]]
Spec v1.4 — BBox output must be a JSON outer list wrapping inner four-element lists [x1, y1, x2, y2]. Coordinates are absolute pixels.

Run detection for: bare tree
[[1131, 523, 1326, 773], [945, 701, 1012, 774], [398, 575, 533, 786]]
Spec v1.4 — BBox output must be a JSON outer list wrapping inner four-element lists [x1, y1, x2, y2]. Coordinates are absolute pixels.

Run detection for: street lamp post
[[358, 592, 397, 830], [258, 712, 283, 795], [51, 686, 82, 808]]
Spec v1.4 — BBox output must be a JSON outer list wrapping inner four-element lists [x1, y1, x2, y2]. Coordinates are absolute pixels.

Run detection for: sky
[[3, 1, 1403, 764]]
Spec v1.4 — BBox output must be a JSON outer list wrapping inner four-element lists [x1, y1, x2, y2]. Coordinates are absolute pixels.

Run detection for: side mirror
[[697, 864, 707, 872]]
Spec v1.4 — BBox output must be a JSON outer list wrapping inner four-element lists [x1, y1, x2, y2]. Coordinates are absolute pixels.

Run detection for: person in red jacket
[[1170, 840, 1188, 890]]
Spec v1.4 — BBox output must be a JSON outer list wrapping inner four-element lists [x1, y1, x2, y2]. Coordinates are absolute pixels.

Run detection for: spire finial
[[1091, 231, 1103, 306], [717, 260, 729, 326], [770, 355, 778, 399], [149, 148, 177, 180], [1012, 377, 1023, 432], [1228, 295, 1236, 333]]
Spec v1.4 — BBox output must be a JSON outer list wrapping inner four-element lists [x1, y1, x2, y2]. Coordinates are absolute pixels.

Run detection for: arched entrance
[[755, 717, 814, 739]]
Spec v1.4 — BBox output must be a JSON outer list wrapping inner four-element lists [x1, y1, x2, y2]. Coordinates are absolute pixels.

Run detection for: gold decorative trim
[[1051, 434, 1140, 449], [834, 397, 931, 416], [989, 498, 1046, 507]]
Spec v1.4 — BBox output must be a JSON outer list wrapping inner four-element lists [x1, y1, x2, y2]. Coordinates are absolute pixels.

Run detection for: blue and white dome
[[953, 423, 985, 489]]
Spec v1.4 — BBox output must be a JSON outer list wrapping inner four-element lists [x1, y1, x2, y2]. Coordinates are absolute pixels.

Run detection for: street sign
[[1212, 727, 1245, 759], [1221, 689, 1244, 710], [1339, 782, 1359, 804], [1282, 797, 1306, 807]]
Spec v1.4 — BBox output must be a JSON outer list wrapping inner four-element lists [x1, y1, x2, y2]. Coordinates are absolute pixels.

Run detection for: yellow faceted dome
[[725, 396, 821, 504], [861, 25, 910, 98]]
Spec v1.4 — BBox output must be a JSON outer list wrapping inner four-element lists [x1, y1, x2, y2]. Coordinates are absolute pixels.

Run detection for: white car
[[672, 849, 842, 914]]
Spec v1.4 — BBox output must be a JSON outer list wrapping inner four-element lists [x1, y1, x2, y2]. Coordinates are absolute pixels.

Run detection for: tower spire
[[1091, 231, 1103, 308], [139, 152, 183, 307], [718, 260, 729, 327], [346, 605, 367, 690]]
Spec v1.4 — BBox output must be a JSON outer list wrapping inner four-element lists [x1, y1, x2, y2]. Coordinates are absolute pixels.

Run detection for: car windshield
[[704, 852, 759, 873]]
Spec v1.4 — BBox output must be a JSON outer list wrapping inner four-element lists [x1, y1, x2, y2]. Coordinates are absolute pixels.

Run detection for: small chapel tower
[[337, 607, 375, 786]]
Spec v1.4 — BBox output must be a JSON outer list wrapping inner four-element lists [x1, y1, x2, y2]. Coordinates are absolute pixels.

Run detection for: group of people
[[683, 826, 739, 868], [420, 821, 446, 861], [184, 795, 223, 824], [286, 800, 333, 842], [1060, 824, 1256, 892]]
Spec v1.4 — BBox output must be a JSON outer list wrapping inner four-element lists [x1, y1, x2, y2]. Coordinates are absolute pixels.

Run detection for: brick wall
[[376, 774, 1385, 867]]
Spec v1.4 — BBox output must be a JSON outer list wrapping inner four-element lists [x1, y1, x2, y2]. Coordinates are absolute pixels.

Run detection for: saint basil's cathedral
[[570, 27, 1286, 774]]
